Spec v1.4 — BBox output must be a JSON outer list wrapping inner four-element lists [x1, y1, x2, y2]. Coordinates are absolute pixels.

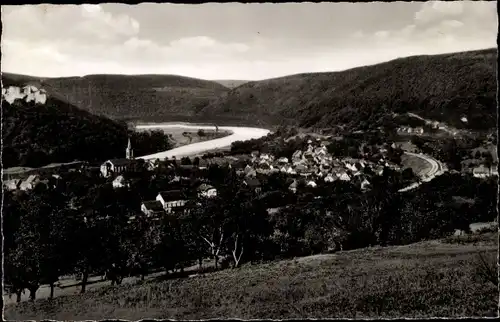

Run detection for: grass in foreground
[[5, 233, 498, 320]]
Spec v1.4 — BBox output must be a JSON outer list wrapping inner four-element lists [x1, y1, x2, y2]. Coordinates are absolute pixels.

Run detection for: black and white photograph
[[1, 1, 498, 320]]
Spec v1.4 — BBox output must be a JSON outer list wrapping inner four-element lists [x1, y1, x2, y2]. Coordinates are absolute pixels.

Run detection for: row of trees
[[4, 161, 497, 303]]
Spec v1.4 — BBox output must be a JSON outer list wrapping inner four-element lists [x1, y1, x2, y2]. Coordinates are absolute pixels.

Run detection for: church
[[100, 137, 138, 178]]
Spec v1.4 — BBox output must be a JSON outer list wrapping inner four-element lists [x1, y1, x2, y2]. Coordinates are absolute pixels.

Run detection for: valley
[[2, 47, 498, 320]]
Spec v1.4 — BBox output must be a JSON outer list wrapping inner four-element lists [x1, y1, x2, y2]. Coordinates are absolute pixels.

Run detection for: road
[[136, 124, 270, 160]]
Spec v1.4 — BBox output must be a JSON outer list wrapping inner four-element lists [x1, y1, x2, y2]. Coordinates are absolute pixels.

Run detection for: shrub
[[473, 251, 498, 287]]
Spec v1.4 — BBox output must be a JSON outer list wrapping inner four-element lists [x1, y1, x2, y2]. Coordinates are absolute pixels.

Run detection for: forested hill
[[2, 73, 229, 123], [2, 89, 132, 168], [198, 48, 497, 131]]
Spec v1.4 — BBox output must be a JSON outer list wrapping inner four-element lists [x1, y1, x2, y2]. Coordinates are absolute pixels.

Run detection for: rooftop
[[158, 190, 185, 201], [142, 200, 164, 212], [107, 158, 135, 166]]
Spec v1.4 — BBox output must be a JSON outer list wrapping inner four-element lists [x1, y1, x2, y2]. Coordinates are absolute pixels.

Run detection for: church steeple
[[126, 137, 133, 159]]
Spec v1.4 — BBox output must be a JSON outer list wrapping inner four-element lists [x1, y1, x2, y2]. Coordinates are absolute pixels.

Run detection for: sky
[[1, 1, 497, 81]]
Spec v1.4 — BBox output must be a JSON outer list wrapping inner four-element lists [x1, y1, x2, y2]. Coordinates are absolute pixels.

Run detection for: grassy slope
[[6, 233, 497, 320], [2, 73, 229, 122], [200, 48, 497, 130]]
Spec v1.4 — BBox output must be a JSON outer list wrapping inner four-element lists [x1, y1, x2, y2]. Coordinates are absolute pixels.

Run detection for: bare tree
[[182, 132, 193, 144]]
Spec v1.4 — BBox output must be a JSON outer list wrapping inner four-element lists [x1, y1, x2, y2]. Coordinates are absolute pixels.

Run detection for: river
[[136, 123, 270, 160]]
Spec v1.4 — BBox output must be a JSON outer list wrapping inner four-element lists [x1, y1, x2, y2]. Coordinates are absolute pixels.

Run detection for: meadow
[[5, 231, 497, 320]]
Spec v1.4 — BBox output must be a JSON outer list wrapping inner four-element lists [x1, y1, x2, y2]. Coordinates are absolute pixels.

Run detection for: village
[[3, 133, 419, 223]]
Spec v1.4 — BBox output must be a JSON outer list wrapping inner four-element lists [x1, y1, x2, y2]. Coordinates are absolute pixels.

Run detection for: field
[[5, 232, 497, 320], [137, 127, 232, 148], [400, 152, 433, 177]]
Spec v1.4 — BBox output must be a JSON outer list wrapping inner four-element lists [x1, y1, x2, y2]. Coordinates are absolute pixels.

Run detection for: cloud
[[1, 5, 140, 44], [370, 1, 496, 56], [1, 2, 497, 80], [415, 1, 464, 24]]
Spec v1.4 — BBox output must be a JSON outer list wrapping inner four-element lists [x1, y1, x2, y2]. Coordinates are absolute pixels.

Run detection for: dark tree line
[[5, 161, 497, 303]]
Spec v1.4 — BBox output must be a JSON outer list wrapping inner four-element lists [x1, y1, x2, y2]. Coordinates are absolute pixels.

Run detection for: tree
[[181, 156, 192, 165], [483, 151, 494, 171], [182, 132, 193, 144], [223, 190, 269, 268], [186, 196, 231, 270]]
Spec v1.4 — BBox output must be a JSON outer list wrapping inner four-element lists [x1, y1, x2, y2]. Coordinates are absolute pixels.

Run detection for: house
[[267, 208, 281, 215], [338, 172, 351, 181], [345, 163, 358, 172], [281, 165, 296, 175], [244, 177, 262, 193], [244, 165, 257, 177], [277, 157, 289, 164], [197, 159, 209, 170], [306, 180, 317, 188], [146, 159, 160, 171], [197, 184, 217, 198], [260, 154, 271, 161], [473, 165, 497, 178], [270, 167, 280, 174], [314, 147, 327, 156], [232, 160, 249, 170], [101, 138, 136, 177], [100, 159, 135, 178], [361, 179, 371, 190], [141, 200, 165, 217], [112, 175, 129, 189], [156, 190, 187, 213], [292, 150, 302, 161], [19, 175, 40, 191], [303, 151, 315, 161], [324, 174, 336, 183], [259, 160, 271, 169], [295, 163, 308, 173], [3, 179, 21, 191]]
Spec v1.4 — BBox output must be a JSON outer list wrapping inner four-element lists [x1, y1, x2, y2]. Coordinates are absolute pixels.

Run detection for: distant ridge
[[3, 48, 496, 130], [199, 48, 497, 131], [213, 80, 250, 89], [2, 72, 229, 123]]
